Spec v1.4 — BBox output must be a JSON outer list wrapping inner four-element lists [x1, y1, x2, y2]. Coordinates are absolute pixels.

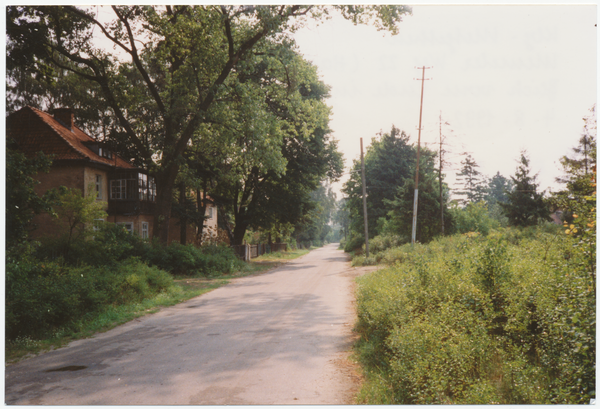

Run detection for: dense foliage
[[354, 226, 595, 404], [6, 223, 244, 341], [500, 151, 550, 227], [382, 148, 452, 243], [7, 5, 410, 243], [343, 127, 415, 240], [292, 184, 338, 248], [5, 140, 54, 247], [341, 126, 451, 250], [6, 245, 173, 340], [448, 201, 500, 236]]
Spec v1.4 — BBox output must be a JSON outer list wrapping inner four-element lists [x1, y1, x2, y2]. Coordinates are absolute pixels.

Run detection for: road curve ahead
[[5, 244, 359, 405]]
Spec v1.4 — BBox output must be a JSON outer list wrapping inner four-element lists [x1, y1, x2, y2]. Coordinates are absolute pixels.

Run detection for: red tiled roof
[[7, 106, 134, 169]]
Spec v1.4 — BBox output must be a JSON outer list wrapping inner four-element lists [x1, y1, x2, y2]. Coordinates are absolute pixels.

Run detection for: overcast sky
[[7, 4, 595, 200], [292, 4, 597, 198]]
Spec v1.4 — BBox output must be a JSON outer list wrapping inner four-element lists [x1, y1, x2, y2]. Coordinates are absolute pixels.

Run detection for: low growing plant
[[354, 227, 595, 404]]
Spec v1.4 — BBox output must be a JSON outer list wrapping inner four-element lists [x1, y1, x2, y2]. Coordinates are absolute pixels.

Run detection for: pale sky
[[6, 4, 596, 200], [292, 4, 597, 198]]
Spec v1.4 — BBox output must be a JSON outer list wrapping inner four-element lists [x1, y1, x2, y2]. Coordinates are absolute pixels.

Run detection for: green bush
[[5, 247, 172, 340], [112, 258, 173, 304], [143, 242, 242, 277], [448, 201, 500, 235], [355, 227, 595, 404], [35, 223, 147, 266], [6, 223, 244, 342], [367, 234, 406, 254], [344, 234, 364, 253]]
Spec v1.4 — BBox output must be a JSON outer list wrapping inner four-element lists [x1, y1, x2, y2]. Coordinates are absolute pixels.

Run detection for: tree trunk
[[221, 215, 235, 245], [232, 208, 248, 245], [179, 182, 186, 245], [153, 164, 179, 245]]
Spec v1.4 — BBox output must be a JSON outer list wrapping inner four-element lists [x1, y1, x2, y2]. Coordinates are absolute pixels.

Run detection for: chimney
[[53, 108, 74, 131]]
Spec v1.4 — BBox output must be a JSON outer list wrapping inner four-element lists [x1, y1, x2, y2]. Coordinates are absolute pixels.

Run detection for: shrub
[[112, 258, 173, 304], [367, 234, 406, 254], [35, 223, 147, 266], [355, 228, 595, 404], [448, 201, 499, 236], [344, 234, 364, 253], [5, 250, 172, 340], [143, 242, 242, 277]]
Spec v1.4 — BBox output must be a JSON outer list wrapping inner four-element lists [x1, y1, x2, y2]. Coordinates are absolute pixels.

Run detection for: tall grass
[[354, 227, 595, 404]]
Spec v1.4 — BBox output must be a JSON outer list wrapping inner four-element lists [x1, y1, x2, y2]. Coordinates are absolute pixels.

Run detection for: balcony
[[108, 171, 156, 216], [108, 199, 156, 216]]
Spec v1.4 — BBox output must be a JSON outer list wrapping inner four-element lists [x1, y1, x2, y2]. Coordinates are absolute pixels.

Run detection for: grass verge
[[5, 248, 310, 365]]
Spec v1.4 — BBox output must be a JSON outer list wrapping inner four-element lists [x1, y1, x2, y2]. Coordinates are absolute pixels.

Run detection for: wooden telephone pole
[[360, 137, 369, 257], [411, 66, 432, 245], [439, 111, 445, 236]]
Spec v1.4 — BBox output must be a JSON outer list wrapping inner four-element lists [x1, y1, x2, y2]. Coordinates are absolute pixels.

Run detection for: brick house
[[6, 106, 217, 244]]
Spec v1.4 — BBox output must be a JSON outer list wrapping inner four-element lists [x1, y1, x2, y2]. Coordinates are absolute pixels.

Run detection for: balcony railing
[[108, 199, 155, 216]]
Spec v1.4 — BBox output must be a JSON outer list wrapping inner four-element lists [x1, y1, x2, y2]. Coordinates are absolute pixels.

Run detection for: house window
[[110, 173, 156, 201], [98, 147, 113, 159], [116, 222, 134, 234], [110, 179, 126, 199], [141, 222, 149, 239], [95, 175, 103, 200], [207, 206, 214, 219]]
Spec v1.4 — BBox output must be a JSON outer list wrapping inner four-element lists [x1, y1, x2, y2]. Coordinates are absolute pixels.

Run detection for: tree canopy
[[7, 5, 411, 243], [5, 141, 54, 247], [342, 126, 415, 240]]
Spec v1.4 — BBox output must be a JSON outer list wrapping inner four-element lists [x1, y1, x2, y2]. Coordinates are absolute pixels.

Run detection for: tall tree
[[551, 104, 597, 222], [203, 43, 343, 244], [454, 153, 486, 205], [6, 62, 115, 140], [333, 198, 351, 242], [556, 104, 597, 194], [500, 151, 550, 227], [486, 172, 513, 206], [342, 126, 415, 241], [437, 112, 456, 235], [485, 171, 513, 226], [7, 5, 411, 243], [293, 183, 337, 246], [384, 148, 452, 243]]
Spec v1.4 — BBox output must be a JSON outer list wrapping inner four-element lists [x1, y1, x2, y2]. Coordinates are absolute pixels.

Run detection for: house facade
[[7, 106, 216, 244]]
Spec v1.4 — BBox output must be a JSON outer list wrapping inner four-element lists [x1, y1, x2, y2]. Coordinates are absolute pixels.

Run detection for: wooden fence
[[231, 243, 288, 261]]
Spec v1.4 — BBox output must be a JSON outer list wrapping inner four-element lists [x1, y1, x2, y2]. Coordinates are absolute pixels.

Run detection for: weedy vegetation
[[353, 224, 595, 404], [5, 223, 305, 363]]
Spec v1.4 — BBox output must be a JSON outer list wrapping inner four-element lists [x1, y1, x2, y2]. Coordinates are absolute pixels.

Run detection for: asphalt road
[[5, 244, 360, 405]]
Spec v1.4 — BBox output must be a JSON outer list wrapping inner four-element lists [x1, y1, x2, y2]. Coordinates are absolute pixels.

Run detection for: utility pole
[[411, 66, 432, 245], [360, 137, 369, 257], [439, 111, 445, 236]]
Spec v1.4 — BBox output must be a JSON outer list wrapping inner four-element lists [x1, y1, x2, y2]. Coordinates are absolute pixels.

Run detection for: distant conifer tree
[[500, 151, 550, 227]]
